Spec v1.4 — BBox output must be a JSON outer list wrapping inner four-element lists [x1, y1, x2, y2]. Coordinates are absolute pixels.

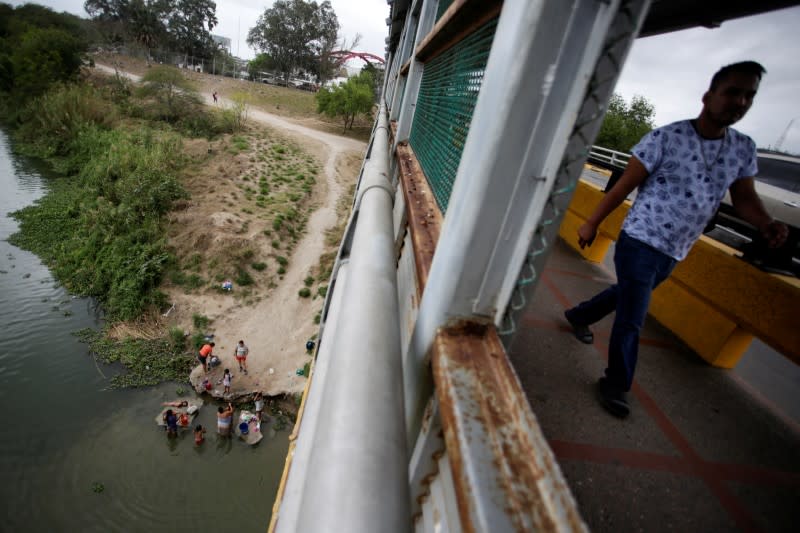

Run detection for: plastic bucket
[[239, 422, 249, 435]]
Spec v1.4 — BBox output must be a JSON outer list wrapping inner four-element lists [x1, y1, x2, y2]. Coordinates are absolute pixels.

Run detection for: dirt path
[[95, 64, 365, 398]]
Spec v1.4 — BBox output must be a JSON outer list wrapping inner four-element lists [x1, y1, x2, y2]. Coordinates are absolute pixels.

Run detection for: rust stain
[[396, 143, 444, 294], [431, 321, 586, 532], [389, 119, 398, 145]]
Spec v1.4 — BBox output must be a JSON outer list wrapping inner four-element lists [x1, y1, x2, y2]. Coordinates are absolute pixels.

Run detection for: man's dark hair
[[709, 61, 766, 90]]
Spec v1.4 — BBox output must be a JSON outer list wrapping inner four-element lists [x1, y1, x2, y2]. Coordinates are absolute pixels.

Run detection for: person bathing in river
[[194, 424, 206, 445], [217, 403, 234, 436], [161, 400, 188, 408], [163, 409, 178, 437], [254, 392, 264, 421]]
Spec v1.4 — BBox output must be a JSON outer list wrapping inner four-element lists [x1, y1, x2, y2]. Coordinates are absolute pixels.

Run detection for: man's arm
[[729, 177, 788, 248], [578, 156, 650, 248]]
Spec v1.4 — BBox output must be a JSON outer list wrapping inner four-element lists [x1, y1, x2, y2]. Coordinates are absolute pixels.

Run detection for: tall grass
[[15, 84, 116, 159], [11, 96, 187, 319]]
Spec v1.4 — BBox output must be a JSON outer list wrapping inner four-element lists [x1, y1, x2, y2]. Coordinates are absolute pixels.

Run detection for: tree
[[360, 62, 382, 101], [163, 0, 218, 61], [8, 28, 87, 99], [0, 5, 89, 103], [140, 65, 199, 120], [128, 0, 165, 60], [247, 0, 339, 83], [595, 93, 656, 152], [316, 71, 374, 131], [248, 53, 276, 79], [85, 0, 218, 60]]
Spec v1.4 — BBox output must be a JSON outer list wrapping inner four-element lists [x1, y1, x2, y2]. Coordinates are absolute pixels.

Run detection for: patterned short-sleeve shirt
[[622, 120, 757, 260]]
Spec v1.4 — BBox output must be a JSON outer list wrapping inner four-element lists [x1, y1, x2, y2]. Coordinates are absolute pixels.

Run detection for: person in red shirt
[[198, 342, 214, 373]]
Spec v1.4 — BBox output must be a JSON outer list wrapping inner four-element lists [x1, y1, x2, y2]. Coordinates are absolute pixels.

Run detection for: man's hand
[[759, 220, 789, 248], [578, 222, 597, 249]]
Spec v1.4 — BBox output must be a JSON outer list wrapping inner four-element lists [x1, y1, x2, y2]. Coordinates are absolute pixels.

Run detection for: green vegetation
[[316, 71, 376, 131], [246, 0, 338, 83], [298, 287, 311, 298], [596, 93, 656, 152], [85, 0, 219, 60], [192, 313, 210, 331], [10, 122, 186, 320], [0, 4, 91, 111], [76, 328, 195, 388]]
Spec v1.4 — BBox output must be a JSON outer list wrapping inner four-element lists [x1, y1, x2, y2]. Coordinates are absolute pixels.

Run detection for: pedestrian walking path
[[508, 240, 800, 532]]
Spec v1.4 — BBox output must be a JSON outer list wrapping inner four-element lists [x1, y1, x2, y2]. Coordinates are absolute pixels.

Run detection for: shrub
[[317, 285, 328, 298], [191, 332, 206, 349], [298, 287, 311, 298], [251, 262, 267, 271], [185, 274, 204, 289], [10, 126, 187, 320], [218, 96, 249, 133], [276, 256, 288, 266], [277, 266, 286, 275], [236, 268, 254, 286], [193, 314, 210, 331], [169, 326, 185, 351], [304, 276, 314, 287], [16, 84, 116, 158]]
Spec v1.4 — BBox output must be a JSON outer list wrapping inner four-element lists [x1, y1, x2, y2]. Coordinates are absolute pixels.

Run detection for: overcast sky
[[13, 1, 800, 154]]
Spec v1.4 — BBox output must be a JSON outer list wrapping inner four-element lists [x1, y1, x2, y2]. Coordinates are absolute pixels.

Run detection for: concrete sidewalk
[[507, 240, 800, 533]]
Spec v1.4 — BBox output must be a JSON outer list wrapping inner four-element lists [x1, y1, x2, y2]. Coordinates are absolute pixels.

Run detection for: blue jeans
[[566, 231, 677, 392]]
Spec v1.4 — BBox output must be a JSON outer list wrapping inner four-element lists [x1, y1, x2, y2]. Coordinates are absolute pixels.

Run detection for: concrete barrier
[[559, 178, 800, 368]]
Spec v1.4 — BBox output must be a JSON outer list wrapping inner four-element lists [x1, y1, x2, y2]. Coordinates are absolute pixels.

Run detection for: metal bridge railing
[[588, 144, 631, 170]]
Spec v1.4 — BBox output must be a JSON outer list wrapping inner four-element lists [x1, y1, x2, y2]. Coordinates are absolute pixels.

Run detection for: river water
[[0, 128, 289, 532]]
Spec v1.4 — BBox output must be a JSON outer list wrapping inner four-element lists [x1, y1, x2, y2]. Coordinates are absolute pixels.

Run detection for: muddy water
[[0, 128, 289, 532]]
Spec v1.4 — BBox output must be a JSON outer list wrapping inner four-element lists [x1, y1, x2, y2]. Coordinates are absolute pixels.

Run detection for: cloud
[[616, 5, 800, 153]]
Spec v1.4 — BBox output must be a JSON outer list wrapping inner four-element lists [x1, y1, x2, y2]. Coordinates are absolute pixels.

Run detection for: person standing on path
[[234, 340, 249, 374], [222, 368, 232, 396], [212, 90, 218, 104], [564, 61, 788, 419], [198, 342, 214, 373]]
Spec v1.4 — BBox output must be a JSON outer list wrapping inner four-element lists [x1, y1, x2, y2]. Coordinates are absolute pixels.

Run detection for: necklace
[[698, 128, 727, 172]]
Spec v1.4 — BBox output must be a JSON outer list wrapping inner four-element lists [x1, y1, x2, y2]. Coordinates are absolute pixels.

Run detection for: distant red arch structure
[[329, 51, 386, 65]]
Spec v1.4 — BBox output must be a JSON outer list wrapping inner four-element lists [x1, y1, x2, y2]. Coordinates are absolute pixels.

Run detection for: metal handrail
[[588, 144, 631, 169]]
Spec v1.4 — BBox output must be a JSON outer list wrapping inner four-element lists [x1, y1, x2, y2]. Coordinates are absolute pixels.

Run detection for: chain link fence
[[498, 1, 645, 342]]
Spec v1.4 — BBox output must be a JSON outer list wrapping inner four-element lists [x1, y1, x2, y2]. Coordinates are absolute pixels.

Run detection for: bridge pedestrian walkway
[[507, 239, 800, 533]]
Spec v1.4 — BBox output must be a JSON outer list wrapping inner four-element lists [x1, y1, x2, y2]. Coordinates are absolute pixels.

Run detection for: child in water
[[222, 368, 232, 395], [194, 424, 206, 445]]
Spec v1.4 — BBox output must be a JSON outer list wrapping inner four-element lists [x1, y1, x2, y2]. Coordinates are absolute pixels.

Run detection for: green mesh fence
[[408, 18, 498, 212], [437, 0, 455, 20]]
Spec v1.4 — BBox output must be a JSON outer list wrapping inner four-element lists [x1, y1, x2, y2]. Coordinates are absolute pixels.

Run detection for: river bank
[[90, 64, 366, 400], [0, 127, 291, 531]]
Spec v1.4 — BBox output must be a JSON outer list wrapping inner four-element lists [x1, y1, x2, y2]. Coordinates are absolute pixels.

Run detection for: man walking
[[565, 61, 788, 418]]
